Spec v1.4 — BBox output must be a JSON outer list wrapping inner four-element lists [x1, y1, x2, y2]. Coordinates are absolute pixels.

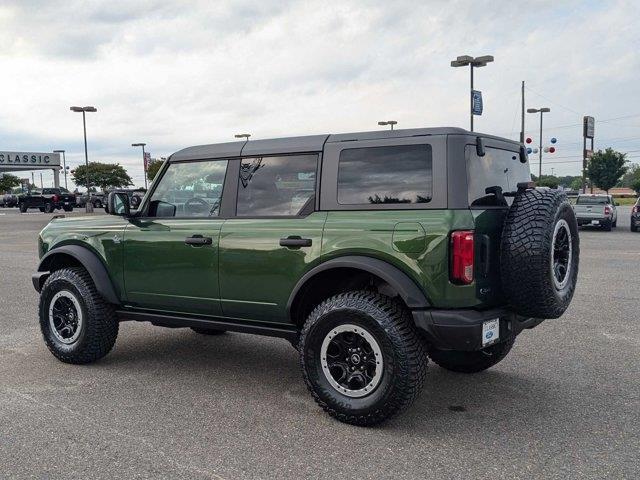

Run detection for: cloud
[[0, 0, 639, 188]]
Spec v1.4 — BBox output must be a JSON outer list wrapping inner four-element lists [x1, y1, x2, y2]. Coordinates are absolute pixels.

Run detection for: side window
[[148, 160, 228, 217], [237, 155, 317, 216], [337, 145, 432, 205]]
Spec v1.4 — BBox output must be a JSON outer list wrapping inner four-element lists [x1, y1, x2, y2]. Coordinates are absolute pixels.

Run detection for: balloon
[[543, 147, 550, 153], [550, 137, 557, 144], [527, 148, 532, 154]]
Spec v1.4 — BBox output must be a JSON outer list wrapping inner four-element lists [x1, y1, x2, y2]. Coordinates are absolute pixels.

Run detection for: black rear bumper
[[412, 307, 543, 351]]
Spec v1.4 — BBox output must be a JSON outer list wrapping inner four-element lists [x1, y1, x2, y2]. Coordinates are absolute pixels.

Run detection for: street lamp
[[131, 143, 148, 189], [70, 106, 97, 212], [234, 133, 251, 140], [378, 120, 398, 130], [450, 55, 494, 131], [53, 150, 68, 190], [527, 107, 551, 179]]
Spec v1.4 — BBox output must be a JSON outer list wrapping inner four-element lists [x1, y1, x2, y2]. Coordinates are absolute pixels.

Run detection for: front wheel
[[63, 206, 73, 212], [39, 267, 119, 364], [428, 338, 515, 373], [300, 291, 427, 426]]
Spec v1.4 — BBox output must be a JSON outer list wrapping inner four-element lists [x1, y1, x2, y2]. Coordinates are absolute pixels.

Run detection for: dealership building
[[0, 151, 62, 188]]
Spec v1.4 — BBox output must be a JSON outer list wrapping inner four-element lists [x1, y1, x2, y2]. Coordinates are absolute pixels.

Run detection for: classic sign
[[0, 151, 61, 168]]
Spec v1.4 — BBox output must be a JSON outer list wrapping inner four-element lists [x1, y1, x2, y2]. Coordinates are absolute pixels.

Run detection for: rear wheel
[[300, 291, 427, 426], [428, 338, 515, 373], [43, 203, 54, 213], [602, 220, 612, 231], [632, 222, 638, 233], [39, 267, 118, 364], [63, 205, 73, 212]]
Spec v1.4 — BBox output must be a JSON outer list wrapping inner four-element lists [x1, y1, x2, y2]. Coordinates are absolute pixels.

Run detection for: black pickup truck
[[18, 188, 75, 213]]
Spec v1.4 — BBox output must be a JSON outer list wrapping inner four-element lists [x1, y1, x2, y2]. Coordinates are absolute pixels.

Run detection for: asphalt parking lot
[[0, 207, 638, 479]]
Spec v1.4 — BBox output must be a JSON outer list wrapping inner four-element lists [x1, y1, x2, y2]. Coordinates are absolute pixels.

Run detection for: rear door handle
[[185, 235, 212, 246], [279, 236, 312, 248]]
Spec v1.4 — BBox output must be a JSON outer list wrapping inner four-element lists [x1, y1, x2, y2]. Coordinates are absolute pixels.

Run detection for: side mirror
[[130, 195, 141, 209], [107, 192, 130, 216]]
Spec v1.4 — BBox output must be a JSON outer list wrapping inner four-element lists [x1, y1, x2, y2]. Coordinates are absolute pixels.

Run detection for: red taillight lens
[[451, 230, 474, 285], [604, 206, 611, 215], [52, 195, 59, 202]]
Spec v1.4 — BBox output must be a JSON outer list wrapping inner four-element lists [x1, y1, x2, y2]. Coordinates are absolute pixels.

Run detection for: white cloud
[[0, 0, 639, 188]]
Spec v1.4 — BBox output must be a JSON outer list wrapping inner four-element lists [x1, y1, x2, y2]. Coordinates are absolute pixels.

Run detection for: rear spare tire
[[500, 189, 579, 319]]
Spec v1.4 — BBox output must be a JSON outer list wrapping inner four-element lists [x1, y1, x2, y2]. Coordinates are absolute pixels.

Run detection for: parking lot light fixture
[[378, 120, 398, 130], [450, 54, 494, 131], [527, 107, 551, 179], [235, 134, 251, 141], [70, 106, 97, 212], [131, 143, 148, 190]]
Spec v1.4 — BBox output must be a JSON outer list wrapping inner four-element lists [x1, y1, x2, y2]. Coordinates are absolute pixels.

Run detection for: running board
[[116, 309, 299, 342]]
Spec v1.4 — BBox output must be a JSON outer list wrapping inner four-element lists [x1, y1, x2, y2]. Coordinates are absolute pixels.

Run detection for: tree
[[71, 162, 133, 191], [0, 173, 20, 193], [587, 148, 627, 193], [632, 178, 640, 195], [570, 177, 583, 191], [621, 164, 640, 188], [146, 158, 165, 182], [537, 175, 559, 189]]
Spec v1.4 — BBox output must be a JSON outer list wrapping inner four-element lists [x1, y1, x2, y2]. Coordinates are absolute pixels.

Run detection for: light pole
[[378, 120, 398, 130], [527, 107, 551, 179], [70, 106, 97, 212], [450, 55, 494, 131], [131, 143, 148, 189], [53, 149, 68, 190], [234, 133, 251, 141]]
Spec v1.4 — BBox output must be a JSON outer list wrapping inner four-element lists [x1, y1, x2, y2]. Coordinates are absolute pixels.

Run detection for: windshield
[[576, 196, 608, 205], [467, 145, 531, 206]]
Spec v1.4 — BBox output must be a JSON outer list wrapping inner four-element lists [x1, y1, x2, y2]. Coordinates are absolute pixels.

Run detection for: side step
[[116, 309, 299, 342]]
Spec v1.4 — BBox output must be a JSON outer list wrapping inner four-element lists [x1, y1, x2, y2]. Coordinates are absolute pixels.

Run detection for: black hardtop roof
[[169, 127, 520, 161]]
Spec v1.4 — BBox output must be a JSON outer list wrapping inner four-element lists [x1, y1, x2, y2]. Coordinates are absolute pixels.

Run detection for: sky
[[1, 0, 639, 189]]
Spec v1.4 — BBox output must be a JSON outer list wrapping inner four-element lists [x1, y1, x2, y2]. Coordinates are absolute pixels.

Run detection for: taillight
[[604, 206, 611, 215], [633, 206, 638, 214], [52, 194, 59, 202], [450, 230, 474, 285]]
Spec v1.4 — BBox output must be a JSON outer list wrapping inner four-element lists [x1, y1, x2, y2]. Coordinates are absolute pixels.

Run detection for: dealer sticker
[[482, 319, 500, 347]]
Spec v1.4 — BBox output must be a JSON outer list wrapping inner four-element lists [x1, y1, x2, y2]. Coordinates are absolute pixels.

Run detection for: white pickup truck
[[573, 194, 618, 231]]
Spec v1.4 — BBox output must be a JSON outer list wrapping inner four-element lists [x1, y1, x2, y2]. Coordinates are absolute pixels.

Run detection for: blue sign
[[471, 90, 483, 116]]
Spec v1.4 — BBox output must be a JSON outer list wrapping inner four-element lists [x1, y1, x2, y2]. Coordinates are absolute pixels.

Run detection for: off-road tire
[[428, 337, 515, 373], [190, 327, 226, 335], [19, 203, 27, 213], [39, 267, 118, 364], [300, 291, 428, 426], [501, 189, 579, 319]]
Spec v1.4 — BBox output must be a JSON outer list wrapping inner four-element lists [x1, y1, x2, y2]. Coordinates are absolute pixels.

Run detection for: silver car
[[573, 194, 618, 231]]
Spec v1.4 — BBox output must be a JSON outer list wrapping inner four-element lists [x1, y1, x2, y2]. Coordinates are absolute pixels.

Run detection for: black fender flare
[[33, 245, 120, 305], [286, 255, 430, 319]]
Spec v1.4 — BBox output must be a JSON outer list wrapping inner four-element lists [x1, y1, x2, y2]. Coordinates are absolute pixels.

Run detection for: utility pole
[[520, 81, 525, 143], [70, 106, 97, 212]]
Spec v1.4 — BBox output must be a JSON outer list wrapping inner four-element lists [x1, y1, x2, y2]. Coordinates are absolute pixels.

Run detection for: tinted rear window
[[467, 146, 531, 206], [576, 196, 608, 205], [337, 145, 432, 205]]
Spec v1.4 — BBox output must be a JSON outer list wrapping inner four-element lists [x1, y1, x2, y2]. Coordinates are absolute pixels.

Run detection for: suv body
[[33, 127, 578, 425], [632, 197, 639, 232], [573, 194, 618, 230]]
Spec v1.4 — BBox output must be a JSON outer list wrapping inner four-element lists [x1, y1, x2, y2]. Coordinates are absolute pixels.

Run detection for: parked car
[[573, 194, 618, 231], [18, 188, 75, 213], [33, 127, 580, 426], [1, 193, 18, 208], [75, 192, 105, 209], [631, 197, 639, 232]]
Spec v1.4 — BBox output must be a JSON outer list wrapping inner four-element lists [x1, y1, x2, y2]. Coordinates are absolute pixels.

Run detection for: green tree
[[537, 175, 559, 188], [146, 158, 165, 182], [620, 164, 640, 188], [0, 173, 20, 193], [587, 148, 627, 193], [71, 162, 133, 191], [632, 178, 640, 195], [570, 177, 583, 191]]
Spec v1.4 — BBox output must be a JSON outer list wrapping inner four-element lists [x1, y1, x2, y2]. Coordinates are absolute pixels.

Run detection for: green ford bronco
[[33, 127, 580, 425]]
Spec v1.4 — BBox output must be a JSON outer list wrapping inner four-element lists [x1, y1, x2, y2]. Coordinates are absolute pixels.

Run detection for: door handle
[[279, 236, 312, 248], [185, 235, 212, 246]]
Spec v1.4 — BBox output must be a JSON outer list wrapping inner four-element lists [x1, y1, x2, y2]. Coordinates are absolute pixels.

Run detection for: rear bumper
[[412, 307, 543, 351], [576, 216, 609, 225]]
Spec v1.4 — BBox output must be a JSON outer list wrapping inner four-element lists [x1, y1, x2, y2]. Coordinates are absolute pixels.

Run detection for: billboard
[[0, 151, 61, 170], [583, 116, 595, 139]]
